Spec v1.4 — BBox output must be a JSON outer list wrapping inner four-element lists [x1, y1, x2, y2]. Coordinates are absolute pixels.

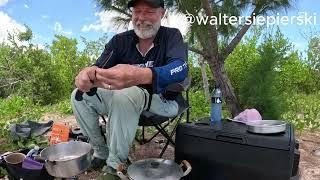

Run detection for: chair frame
[[136, 86, 190, 158]]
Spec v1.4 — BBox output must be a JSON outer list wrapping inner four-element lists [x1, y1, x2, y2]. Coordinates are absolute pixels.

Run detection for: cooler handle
[[216, 135, 245, 144]]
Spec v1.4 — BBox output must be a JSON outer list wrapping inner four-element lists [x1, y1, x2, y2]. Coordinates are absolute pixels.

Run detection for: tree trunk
[[207, 57, 241, 117], [199, 57, 211, 102]]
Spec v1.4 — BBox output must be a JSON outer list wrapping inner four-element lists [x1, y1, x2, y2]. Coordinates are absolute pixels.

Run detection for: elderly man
[[71, 0, 188, 179]]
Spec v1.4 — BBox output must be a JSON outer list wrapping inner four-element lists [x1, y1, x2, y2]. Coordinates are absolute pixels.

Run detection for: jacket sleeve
[[151, 29, 188, 94], [151, 59, 188, 94]]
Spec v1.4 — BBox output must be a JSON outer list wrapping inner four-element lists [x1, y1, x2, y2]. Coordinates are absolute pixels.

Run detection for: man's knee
[[111, 91, 132, 105], [111, 86, 144, 106]]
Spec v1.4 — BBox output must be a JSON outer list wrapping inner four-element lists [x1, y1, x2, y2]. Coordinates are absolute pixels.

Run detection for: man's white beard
[[133, 20, 161, 39]]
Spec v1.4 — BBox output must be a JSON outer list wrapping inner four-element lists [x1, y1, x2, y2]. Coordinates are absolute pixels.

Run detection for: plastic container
[[26, 145, 39, 157], [210, 85, 222, 122], [50, 123, 70, 145]]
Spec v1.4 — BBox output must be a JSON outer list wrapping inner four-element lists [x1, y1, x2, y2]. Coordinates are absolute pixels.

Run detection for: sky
[[0, 0, 319, 52]]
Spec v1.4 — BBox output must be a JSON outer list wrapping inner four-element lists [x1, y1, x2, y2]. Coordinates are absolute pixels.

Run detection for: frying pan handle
[[117, 164, 129, 180], [180, 160, 192, 177]]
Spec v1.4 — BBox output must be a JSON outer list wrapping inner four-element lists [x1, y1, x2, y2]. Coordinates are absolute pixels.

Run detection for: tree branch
[[214, 0, 223, 5], [111, 6, 131, 17], [222, 7, 259, 61], [188, 46, 205, 56], [0, 80, 22, 88]]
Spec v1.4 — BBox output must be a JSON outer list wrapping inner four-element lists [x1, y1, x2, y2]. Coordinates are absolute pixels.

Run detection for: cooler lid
[[180, 118, 294, 150]]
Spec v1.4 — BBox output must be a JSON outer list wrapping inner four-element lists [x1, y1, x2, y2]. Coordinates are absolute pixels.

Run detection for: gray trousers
[[70, 86, 178, 169]]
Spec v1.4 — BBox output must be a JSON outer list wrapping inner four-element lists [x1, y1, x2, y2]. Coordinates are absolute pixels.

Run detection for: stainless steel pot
[[37, 141, 93, 178], [117, 158, 192, 180]]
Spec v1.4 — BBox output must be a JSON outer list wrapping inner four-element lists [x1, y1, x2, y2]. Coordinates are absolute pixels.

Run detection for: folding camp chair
[[136, 76, 191, 157]]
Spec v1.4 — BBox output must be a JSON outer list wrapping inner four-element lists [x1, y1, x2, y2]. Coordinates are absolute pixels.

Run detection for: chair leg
[[142, 126, 145, 143], [158, 113, 184, 158], [138, 121, 172, 144], [135, 126, 147, 145], [153, 124, 175, 145], [138, 111, 186, 157], [143, 130, 160, 144]]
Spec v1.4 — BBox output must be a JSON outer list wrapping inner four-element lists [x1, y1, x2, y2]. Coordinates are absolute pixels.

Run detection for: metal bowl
[[246, 120, 287, 134]]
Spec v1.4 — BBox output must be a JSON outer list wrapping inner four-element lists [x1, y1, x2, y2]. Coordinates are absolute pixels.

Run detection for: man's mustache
[[136, 21, 153, 28]]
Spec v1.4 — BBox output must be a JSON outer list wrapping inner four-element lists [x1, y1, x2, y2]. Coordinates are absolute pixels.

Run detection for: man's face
[[131, 1, 165, 39]]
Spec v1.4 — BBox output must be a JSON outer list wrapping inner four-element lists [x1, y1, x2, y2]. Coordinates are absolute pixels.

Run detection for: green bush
[[189, 91, 210, 121], [0, 96, 49, 154], [0, 34, 91, 105], [281, 92, 320, 130], [54, 98, 73, 115], [0, 96, 45, 127]]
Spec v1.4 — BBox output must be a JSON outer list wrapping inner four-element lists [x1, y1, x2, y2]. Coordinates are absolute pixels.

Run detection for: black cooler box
[[175, 118, 300, 180]]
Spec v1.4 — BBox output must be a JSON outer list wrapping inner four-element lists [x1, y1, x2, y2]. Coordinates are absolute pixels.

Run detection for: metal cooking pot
[[36, 141, 93, 178], [3, 152, 26, 165], [117, 158, 192, 180]]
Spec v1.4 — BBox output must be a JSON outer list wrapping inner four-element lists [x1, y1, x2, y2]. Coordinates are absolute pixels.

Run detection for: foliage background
[[0, 26, 320, 153]]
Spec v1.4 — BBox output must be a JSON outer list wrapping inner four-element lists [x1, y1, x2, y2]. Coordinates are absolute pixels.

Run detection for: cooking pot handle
[[34, 156, 56, 165], [34, 156, 47, 163], [117, 164, 129, 180], [180, 160, 192, 177], [0, 158, 6, 168]]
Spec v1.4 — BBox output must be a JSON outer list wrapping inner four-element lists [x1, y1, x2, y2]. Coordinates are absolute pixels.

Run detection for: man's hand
[[75, 66, 97, 92], [95, 64, 152, 90]]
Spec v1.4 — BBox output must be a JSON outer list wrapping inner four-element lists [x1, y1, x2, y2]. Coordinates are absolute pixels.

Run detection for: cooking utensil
[[227, 118, 287, 134], [3, 153, 26, 165], [35, 141, 93, 178], [117, 158, 192, 180]]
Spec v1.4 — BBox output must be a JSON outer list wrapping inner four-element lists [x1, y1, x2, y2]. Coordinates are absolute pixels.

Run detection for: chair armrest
[[165, 76, 191, 92]]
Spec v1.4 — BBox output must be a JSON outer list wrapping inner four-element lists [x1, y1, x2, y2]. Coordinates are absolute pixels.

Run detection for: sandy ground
[[296, 131, 320, 180], [2, 113, 320, 180]]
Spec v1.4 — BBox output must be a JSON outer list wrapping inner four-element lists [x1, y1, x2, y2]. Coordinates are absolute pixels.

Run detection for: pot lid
[[127, 158, 183, 180]]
